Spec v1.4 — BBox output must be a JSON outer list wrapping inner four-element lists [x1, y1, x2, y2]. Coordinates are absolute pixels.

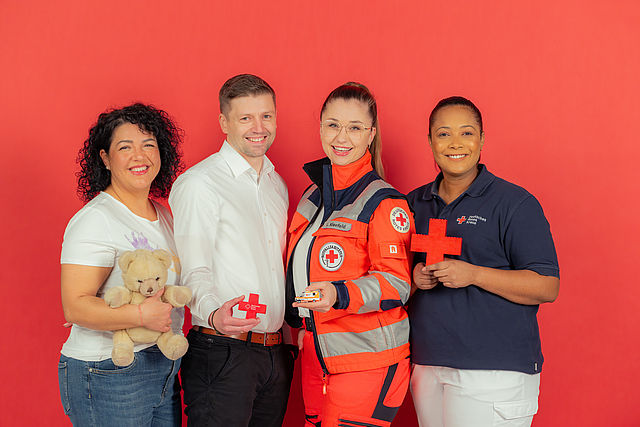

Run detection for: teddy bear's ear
[[152, 249, 173, 269], [118, 250, 138, 273]]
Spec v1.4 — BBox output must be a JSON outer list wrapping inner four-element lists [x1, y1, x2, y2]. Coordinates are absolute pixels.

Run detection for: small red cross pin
[[410, 219, 462, 265], [237, 293, 267, 319]]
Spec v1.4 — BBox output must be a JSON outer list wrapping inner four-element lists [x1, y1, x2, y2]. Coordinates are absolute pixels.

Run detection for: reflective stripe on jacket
[[286, 153, 414, 374]]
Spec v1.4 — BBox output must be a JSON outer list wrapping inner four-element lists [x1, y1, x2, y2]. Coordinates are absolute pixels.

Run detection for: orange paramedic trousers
[[301, 330, 410, 427]]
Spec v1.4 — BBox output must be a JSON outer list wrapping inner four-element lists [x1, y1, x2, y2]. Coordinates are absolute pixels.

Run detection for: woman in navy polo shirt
[[408, 96, 559, 427]]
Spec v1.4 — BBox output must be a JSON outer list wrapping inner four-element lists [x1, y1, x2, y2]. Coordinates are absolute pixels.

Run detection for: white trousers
[[410, 365, 540, 427]]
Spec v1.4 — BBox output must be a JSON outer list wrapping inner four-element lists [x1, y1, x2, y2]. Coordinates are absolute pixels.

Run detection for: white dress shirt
[[169, 141, 288, 333]]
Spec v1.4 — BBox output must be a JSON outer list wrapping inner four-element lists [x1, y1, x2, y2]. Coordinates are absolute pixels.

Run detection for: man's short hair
[[219, 74, 276, 115]]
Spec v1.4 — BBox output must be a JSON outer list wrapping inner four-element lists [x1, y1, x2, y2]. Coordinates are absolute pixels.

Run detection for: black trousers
[[181, 328, 295, 427]]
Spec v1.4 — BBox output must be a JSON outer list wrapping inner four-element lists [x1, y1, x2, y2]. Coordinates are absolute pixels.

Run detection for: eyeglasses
[[320, 120, 374, 140]]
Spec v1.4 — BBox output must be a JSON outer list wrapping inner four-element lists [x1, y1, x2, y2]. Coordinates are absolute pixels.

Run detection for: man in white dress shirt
[[169, 74, 294, 426]]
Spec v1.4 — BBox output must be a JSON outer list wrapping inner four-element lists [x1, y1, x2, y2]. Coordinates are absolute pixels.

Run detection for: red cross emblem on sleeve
[[410, 218, 462, 265], [237, 293, 267, 319], [390, 207, 410, 233]]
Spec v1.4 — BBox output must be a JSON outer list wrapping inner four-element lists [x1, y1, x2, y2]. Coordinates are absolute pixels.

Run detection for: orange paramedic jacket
[[285, 153, 414, 374]]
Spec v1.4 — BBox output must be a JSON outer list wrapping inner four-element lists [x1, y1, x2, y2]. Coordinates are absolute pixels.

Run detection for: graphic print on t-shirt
[[123, 230, 181, 275], [125, 231, 156, 250]]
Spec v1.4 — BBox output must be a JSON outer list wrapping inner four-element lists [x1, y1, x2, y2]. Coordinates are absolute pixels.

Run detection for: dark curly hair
[[76, 103, 184, 203]]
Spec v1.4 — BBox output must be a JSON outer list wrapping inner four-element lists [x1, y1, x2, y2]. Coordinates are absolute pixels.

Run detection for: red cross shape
[[395, 213, 407, 226], [457, 216, 466, 224], [410, 218, 462, 265], [325, 250, 339, 263], [237, 293, 267, 319]]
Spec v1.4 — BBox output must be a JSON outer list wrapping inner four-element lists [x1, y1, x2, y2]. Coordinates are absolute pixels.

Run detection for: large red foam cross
[[237, 293, 267, 319], [410, 219, 462, 265]]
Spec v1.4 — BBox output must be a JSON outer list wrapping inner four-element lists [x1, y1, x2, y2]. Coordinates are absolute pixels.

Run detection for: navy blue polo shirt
[[407, 165, 559, 374]]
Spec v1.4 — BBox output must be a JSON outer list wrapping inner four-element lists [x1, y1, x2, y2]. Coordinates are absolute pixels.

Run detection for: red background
[[1, 1, 639, 425]]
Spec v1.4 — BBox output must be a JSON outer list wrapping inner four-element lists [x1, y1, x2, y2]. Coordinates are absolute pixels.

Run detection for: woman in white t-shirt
[[59, 103, 186, 426]]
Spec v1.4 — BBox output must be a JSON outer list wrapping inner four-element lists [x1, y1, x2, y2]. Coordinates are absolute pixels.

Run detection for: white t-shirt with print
[[60, 192, 184, 361]]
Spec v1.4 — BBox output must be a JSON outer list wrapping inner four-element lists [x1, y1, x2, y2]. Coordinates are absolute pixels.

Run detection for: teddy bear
[[104, 248, 192, 367]]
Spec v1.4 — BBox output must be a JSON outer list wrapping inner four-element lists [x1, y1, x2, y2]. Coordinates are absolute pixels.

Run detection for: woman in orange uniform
[[286, 83, 414, 427]]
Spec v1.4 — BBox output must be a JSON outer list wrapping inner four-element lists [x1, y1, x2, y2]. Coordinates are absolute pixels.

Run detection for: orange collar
[[331, 151, 373, 191]]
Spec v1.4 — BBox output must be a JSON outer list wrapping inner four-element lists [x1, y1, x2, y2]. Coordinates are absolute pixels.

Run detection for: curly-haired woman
[[58, 103, 186, 426]]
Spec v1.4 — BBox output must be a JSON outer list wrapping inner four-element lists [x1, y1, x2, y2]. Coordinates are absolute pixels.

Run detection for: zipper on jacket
[[322, 373, 327, 395], [309, 309, 329, 375], [308, 165, 338, 375], [297, 162, 336, 376], [306, 234, 330, 375], [285, 189, 329, 375], [284, 184, 324, 329]]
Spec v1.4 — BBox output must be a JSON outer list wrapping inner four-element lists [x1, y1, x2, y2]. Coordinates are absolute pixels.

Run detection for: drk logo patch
[[456, 214, 487, 225], [390, 207, 410, 233], [319, 242, 344, 271]]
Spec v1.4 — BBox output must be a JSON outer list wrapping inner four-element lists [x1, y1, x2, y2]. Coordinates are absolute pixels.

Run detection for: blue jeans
[[58, 345, 182, 426]]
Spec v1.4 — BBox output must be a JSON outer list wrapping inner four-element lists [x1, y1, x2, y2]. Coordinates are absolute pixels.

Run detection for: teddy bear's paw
[[164, 286, 192, 308], [160, 335, 189, 360], [112, 344, 134, 367], [173, 288, 192, 307], [104, 287, 130, 308]]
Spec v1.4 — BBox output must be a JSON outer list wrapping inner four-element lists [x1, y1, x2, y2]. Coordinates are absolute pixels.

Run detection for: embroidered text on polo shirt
[[457, 215, 487, 225]]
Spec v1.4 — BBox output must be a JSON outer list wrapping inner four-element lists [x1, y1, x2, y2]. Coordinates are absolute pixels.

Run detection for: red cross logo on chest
[[319, 242, 344, 271], [237, 293, 267, 319], [325, 249, 339, 263], [457, 216, 467, 224], [410, 218, 462, 265]]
